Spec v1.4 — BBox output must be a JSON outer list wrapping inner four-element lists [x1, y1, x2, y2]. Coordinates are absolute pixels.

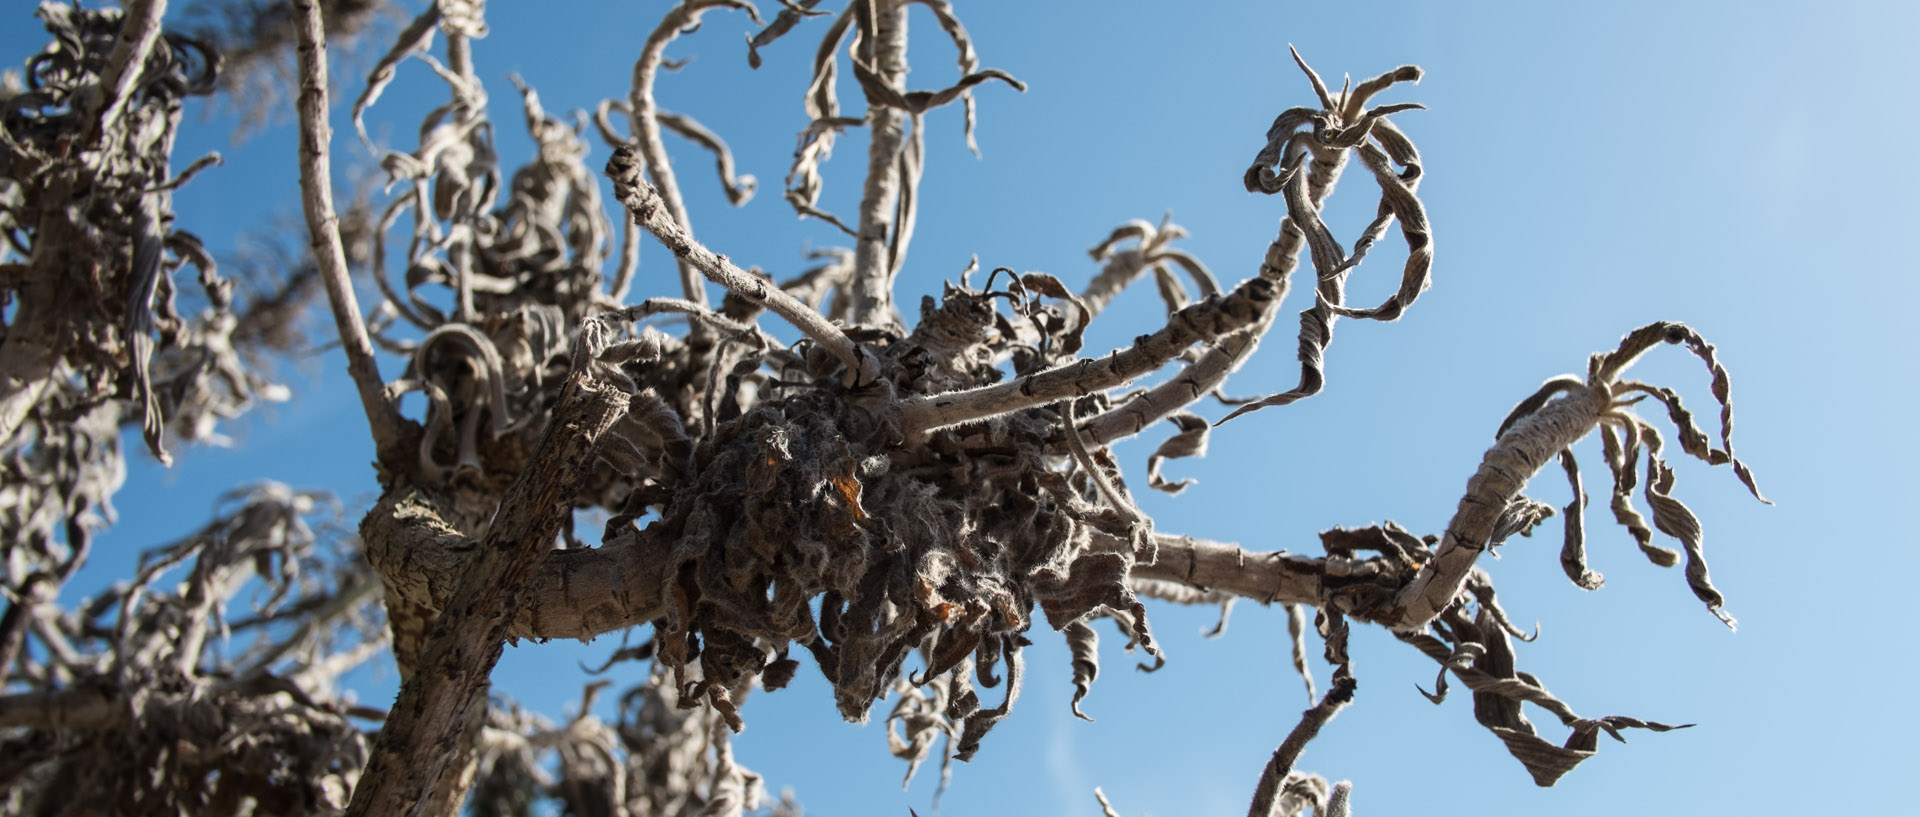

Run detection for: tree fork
[[346, 371, 629, 817]]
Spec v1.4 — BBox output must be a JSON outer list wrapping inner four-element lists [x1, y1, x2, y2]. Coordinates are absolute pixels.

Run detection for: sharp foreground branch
[[347, 372, 629, 817]]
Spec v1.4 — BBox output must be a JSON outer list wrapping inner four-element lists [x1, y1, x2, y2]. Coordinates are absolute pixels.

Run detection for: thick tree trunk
[[347, 371, 629, 817]]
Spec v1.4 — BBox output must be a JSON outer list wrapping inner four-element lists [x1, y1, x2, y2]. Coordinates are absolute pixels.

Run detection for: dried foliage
[[0, 2, 1773, 816], [2, 1, 223, 464], [0, 1, 335, 707], [0, 483, 379, 815]]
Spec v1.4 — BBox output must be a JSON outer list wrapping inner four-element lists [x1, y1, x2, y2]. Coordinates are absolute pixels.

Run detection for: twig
[[91, 0, 168, 142], [899, 277, 1278, 434], [609, 297, 785, 351], [1384, 386, 1610, 630], [1081, 320, 1269, 447], [243, 573, 382, 673], [1214, 56, 1427, 427], [1080, 92, 1375, 445], [291, 0, 405, 457], [657, 110, 759, 206], [1060, 399, 1146, 532], [591, 100, 646, 304], [627, 0, 762, 306], [607, 146, 879, 386], [1245, 672, 1356, 817]]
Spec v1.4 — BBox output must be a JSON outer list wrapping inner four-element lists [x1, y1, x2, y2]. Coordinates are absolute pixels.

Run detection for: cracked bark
[[345, 371, 629, 817]]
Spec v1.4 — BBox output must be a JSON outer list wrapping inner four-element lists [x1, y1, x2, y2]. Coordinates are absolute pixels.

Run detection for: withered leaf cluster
[[1, 0, 328, 719], [0, 3, 1771, 817]]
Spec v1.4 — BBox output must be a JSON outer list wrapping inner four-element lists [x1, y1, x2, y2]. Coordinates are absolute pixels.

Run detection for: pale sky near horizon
[[7, 2, 1916, 815]]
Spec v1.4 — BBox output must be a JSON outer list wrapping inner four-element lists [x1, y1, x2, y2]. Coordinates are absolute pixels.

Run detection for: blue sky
[[8, 1, 1918, 814]]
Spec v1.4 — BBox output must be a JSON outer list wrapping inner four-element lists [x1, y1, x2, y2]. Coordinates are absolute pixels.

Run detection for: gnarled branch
[[347, 372, 629, 817]]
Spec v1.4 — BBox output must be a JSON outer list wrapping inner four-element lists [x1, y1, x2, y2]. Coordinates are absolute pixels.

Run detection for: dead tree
[[0, 2, 1768, 816]]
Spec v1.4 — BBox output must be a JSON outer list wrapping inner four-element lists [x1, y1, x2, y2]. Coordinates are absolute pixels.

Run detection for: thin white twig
[[627, 0, 762, 306], [847, 0, 909, 327], [1059, 398, 1146, 535], [606, 146, 878, 387], [1081, 117, 1364, 445]]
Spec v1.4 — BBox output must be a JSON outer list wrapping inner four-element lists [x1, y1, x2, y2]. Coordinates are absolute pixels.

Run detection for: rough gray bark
[[846, 0, 909, 328], [346, 371, 629, 817]]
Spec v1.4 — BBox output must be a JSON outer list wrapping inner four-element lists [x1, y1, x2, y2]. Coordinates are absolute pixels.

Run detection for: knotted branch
[[346, 372, 629, 817]]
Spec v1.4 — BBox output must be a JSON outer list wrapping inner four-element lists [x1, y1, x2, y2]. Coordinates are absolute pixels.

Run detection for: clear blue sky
[[9, 1, 1916, 814]]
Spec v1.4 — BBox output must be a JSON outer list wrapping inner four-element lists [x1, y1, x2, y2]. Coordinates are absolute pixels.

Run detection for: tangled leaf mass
[[0, 3, 1769, 816]]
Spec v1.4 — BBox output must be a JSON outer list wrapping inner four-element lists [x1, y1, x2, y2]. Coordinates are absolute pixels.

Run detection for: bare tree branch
[[1, 6, 1774, 812], [90, 0, 169, 141], [1385, 322, 1765, 631], [900, 277, 1279, 434], [624, 0, 763, 306], [608, 146, 879, 386], [1247, 672, 1355, 817], [1132, 534, 1333, 609], [359, 491, 671, 641], [291, 0, 405, 458], [846, 0, 909, 328]]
